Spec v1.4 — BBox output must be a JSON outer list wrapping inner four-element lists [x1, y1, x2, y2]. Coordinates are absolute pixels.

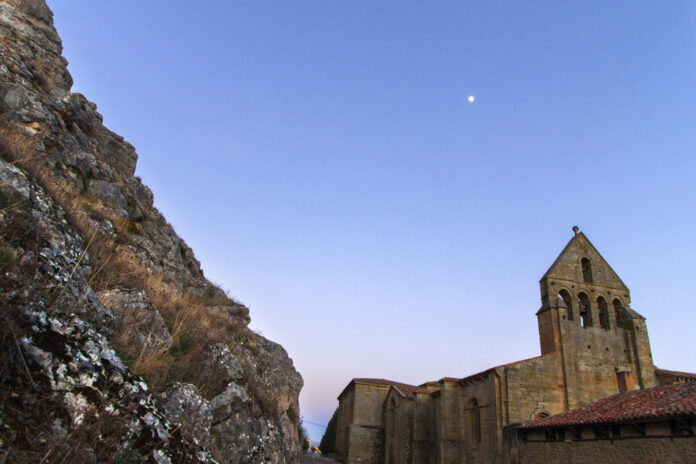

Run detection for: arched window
[[581, 258, 593, 283], [533, 411, 550, 422], [597, 296, 609, 330], [469, 398, 481, 445], [613, 299, 623, 327], [558, 290, 574, 321], [578, 293, 592, 328]]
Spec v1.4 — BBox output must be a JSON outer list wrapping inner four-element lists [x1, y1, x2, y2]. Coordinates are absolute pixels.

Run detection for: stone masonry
[[334, 229, 695, 464]]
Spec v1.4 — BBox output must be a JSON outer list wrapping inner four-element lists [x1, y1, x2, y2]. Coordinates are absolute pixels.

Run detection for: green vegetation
[[298, 424, 310, 451], [319, 408, 338, 454], [0, 246, 15, 268]]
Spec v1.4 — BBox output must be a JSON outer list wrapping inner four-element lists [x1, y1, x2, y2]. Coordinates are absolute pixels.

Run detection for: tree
[[319, 408, 338, 454], [298, 424, 310, 451]]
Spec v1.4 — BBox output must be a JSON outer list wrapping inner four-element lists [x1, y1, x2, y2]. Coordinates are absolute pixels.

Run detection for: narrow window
[[469, 398, 481, 445], [597, 296, 609, 330], [581, 258, 593, 283], [613, 299, 623, 327], [558, 290, 574, 321], [578, 293, 592, 327], [616, 371, 635, 393]]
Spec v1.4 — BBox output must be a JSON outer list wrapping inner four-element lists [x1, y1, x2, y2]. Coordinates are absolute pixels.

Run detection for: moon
[[468, 95, 475, 103]]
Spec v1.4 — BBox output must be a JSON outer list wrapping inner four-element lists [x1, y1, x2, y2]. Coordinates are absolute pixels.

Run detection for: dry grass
[[0, 123, 282, 414], [133, 274, 245, 395], [0, 123, 37, 166]]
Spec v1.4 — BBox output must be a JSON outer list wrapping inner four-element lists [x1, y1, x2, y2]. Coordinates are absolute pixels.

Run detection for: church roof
[[390, 384, 431, 399], [491, 355, 544, 370], [518, 382, 696, 429], [457, 356, 545, 386], [656, 368, 696, 381], [352, 378, 406, 386], [339, 378, 420, 399]]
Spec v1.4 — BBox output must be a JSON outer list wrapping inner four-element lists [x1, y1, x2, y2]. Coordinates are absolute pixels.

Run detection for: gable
[[542, 231, 627, 291]]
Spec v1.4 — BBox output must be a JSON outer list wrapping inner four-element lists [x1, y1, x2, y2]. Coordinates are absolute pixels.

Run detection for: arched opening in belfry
[[613, 298, 623, 327], [558, 289, 574, 321], [469, 398, 481, 445], [581, 257, 593, 283], [578, 293, 592, 327], [597, 296, 609, 330]]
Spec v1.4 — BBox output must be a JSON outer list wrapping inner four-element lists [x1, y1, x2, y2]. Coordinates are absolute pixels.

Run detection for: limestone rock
[[200, 343, 245, 390], [158, 383, 212, 449], [87, 179, 128, 211], [0, 0, 303, 461], [96, 288, 173, 361], [0, 161, 215, 463], [208, 304, 251, 327], [240, 333, 304, 416], [0, 159, 116, 337], [210, 382, 299, 464]]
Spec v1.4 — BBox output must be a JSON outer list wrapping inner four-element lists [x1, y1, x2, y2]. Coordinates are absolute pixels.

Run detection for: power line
[[301, 418, 327, 429]]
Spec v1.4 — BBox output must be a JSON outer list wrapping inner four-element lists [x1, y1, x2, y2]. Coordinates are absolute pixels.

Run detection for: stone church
[[334, 229, 695, 464]]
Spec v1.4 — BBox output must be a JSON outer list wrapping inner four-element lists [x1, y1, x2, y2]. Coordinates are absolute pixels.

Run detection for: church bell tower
[[536, 227, 656, 409]]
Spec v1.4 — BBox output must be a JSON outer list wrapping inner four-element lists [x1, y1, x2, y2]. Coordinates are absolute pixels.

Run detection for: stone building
[[335, 229, 695, 464], [514, 382, 696, 463]]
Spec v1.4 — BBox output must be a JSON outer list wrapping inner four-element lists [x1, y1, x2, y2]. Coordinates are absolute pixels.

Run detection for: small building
[[334, 229, 695, 464], [513, 382, 696, 463]]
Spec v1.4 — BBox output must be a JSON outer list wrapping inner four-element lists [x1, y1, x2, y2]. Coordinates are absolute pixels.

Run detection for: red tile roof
[[656, 368, 696, 380], [519, 382, 696, 429], [491, 355, 544, 370], [338, 378, 405, 399], [342, 378, 454, 400], [391, 384, 424, 398], [353, 378, 419, 394], [353, 378, 406, 386], [457, 356, 545, 386]]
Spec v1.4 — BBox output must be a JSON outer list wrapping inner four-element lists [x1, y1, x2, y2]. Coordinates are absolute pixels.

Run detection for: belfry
[[334, 229, 695, 464]]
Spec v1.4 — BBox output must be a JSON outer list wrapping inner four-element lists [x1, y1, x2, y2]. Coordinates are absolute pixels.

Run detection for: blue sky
[[48, 1, 695, 442]]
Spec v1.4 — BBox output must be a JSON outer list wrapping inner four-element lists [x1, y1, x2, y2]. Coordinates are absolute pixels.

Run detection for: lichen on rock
[[0, 0, 303, 462]]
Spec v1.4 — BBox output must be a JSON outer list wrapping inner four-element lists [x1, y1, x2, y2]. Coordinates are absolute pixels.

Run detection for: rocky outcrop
[[0, 159, 214, 463], [96, 288, 173, 362], [159, 383, 213, 450], [0, 1, 302, 462]]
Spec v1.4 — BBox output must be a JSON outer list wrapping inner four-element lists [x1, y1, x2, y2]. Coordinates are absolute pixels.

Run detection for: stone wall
[[434, 379, 463, 464], [514, 437, 696, 464], [333, 231, 687, 464], [501, 356, 564, 424], [336, 386, 355, 462], [384, 390, 414, 464], [348, 425, 384, 464], [455, 374, 501, 464], [562, 323, 632, 406], [336, 381, 391, 463], [412, 392, 436, 464]]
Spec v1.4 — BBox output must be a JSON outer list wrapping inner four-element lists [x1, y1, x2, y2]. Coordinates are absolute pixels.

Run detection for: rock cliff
[[0, 1, 303, 462]]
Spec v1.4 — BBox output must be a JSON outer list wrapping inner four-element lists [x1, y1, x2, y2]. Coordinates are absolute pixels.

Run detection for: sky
[[47, 1, 695, 443]]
